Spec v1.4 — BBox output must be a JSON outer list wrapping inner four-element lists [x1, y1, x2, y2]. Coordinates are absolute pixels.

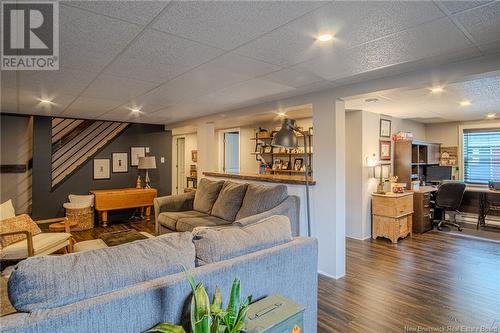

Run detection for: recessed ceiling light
[[460, 100, 471, 106], [486, 113, 496, 119], [38, 98, 54, 104], [430, 87, 444, 93], [277, 112, 286, 117], [130, 108, 141, 113], [317, 34, 333, 42]]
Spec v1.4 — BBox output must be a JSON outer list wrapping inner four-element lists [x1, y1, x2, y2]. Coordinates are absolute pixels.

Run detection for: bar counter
[[203, 172, 316, 186]]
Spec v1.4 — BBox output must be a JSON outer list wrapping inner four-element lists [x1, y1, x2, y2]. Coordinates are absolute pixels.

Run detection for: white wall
[[171, 133, 197, 194]]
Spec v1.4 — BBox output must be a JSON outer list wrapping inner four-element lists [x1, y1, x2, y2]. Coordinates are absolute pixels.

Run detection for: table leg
[[145, 206, 152, 221], [477, 193, 487, 229], [102, 211, 108, 227]]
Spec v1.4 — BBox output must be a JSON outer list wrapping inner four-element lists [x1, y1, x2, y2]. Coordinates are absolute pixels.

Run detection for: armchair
[[1, 215, 74, 260]]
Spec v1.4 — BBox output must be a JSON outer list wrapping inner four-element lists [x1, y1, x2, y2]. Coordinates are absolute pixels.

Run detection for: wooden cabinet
[[394, 140, 441, 189], [410, 186, 436, 233], [372, 192, 413, 243], [427, 143, 440, 165]]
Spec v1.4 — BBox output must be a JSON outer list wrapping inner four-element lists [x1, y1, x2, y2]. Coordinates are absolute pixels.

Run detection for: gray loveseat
[[2, 215, 318, 333], [155, 178, 300, 236]]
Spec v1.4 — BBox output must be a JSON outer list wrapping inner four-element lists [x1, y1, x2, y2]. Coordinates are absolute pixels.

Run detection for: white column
[[312, 95, 346, 279], [196, 122, 216, 180]]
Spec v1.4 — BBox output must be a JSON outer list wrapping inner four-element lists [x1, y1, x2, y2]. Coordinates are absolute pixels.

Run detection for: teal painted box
[[245, 294, 304, 333]]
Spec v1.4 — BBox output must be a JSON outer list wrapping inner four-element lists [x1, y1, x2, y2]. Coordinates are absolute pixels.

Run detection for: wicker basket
[[64, 203, 94, 231]]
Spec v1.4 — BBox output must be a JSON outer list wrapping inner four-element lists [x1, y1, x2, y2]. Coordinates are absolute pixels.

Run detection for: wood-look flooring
[[72, 221, 500, 332]]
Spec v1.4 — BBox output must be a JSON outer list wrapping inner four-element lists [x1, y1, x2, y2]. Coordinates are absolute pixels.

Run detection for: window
[[463, 128, 500, 184]]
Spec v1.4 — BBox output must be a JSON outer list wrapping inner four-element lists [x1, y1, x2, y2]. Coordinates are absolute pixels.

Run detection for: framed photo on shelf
[[272, 159, 282, 170], [93, 158, 110, 180], [380, 119, 391, 138], [282, 161, 289, 170], [380, 140, 391, 160], [294, 158, 303, 171], [130, 146, 146, 166], [112, 152, 128, 173], [263, 146, 272, 153]]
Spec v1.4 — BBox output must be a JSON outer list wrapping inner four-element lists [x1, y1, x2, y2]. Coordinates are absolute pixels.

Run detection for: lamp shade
[[271, 118, 298, 148], [138, 156, 156, 169]]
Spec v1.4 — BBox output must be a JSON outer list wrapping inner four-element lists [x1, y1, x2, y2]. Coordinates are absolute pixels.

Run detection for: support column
[[196, 122, 217, 180], [312, 95, 346, 279]]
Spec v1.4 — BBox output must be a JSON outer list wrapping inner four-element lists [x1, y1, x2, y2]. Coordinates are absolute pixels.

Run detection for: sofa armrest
[[234, 195, 300, 236], [0, 230, 34, 256], [154, 192, 196, 234]]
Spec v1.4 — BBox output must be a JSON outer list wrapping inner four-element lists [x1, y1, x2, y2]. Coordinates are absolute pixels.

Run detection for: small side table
[[372, 192, 414, 243]]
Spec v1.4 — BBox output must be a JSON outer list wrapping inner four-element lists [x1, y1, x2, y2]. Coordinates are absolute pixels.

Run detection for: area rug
[[99, 229, 148, 247]]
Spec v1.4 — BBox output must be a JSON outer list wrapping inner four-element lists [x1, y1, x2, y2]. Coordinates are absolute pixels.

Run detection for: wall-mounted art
[[93, 158, 110, 180], [380, 119, 392, 138], [130, 146, 146, 166], [112, 152, 128, 173], [380, 140, 391, 160]]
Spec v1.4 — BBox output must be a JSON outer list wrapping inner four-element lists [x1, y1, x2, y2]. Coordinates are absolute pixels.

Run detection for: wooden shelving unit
[[252, 132, 313, 176], [394, 140, 440, 189]]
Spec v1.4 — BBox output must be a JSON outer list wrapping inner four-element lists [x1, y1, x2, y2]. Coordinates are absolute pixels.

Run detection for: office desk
[[465, 186, 500, 229]]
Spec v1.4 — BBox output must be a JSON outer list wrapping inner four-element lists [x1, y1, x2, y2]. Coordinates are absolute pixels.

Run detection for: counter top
[[372, 191, 413, 198], [203, 172, 316, 185], [408, 186, 438, 193]]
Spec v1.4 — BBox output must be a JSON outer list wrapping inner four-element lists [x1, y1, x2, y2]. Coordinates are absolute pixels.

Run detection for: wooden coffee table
[[90, 188, 157, 227]]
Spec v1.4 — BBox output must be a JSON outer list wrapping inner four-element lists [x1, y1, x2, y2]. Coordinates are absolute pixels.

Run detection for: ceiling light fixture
[[430, 87, 444, 93], [130, 108, 142, 113], [38, 98, 54, 104], [486, 113, 496, 119], [317, 34, 333, 42], [460, 100, 471, 106], [277, 112, 286, 117]]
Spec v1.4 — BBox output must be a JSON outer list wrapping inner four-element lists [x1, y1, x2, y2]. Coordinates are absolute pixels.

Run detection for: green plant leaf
[[193, 315, 211, 333], [182, 265, 196, 293], [211, 286, 222, 313], [224, 278, 241, 328], [145, 322, 186, 333]]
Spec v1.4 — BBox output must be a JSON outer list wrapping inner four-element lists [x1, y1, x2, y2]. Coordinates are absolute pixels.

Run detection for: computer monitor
[[426, 166, 452, 182]]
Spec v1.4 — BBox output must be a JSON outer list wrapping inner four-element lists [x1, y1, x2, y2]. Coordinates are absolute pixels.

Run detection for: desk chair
[[433, 181, 466, 231]]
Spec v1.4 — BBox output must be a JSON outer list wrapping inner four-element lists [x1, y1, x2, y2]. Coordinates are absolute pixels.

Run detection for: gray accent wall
[[32, 116, 172, 219]]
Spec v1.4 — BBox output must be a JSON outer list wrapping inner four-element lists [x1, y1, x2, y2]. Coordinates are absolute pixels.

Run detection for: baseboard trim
[[346, 235, 371, 241], [318, 270, 345, 280]]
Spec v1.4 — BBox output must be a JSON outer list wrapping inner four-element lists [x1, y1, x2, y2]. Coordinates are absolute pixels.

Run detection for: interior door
[[176, 138, 186, 194], [224, 132, 240, 173]]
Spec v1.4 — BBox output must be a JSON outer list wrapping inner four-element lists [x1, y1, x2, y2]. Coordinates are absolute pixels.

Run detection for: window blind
[[463, 128, 500, 184]]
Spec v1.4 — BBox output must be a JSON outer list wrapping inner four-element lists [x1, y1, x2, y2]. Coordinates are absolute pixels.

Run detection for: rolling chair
[[433, 181, 466, 231]]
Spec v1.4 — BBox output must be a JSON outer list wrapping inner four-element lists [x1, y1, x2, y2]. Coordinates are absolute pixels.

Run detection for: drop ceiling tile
[[207, 53, 281, 78], [0, 71, 17, 90], [99, 102, 165, 122], [1, 88, 76, 116], [105, 29, 224, 82], [296, 18, 475, 81], [204, 79, 295, 105], [61, 96, 125, 118], [455, 2, 500, 45], [440, 1, 493, 14], [59, 5, 142, 72], [16, 67, 97, 96], [82, 74, 158, 100], [263, 68, 325, 88], [234, 1, 444, 66], [66, 1, 169, 25], [152, 1, 324, 50]]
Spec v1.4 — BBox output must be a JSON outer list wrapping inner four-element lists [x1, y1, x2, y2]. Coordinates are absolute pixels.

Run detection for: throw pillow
[[0, 200, 16, 220], [193, 178, 224, 214], [211, 181, 248, 221], [0, 214, 42, 248], [235, 184, 288, 220], [192, 215, 292, 266]]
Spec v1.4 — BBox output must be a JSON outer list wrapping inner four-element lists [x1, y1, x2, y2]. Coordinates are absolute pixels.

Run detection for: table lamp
[[374, 164, 391, 194], [272, 118, 312, 237], [138, 156, 156, 189]]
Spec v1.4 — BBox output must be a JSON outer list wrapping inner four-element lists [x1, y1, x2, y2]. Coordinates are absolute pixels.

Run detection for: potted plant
[[147, 270, 252, 333]]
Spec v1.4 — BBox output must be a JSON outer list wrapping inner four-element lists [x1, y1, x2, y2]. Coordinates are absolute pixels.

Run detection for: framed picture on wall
[[191, 150, 198, 162], [93, 158, 110, 180], [112, 152, 128, 173], [380, 140, 391, 160], [380, 119, 391, 138], [130, 146, 146, 166]]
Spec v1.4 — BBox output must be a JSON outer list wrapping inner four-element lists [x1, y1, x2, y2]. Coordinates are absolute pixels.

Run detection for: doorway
[[176, 137, 185, 194], [223, 131, 240, 173]]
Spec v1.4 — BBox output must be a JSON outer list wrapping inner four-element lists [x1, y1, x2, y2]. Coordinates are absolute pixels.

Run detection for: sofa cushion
[[193, 178, 224, 214], [8, 232, 195, 312], [235, 184, 288, 220], [176, 216, 231, 232], [192, 215, 292, 266], [0, 199, 15, 220], [211, 181, 248, 221], [0, 214, 42, 248], [2, 232, 71, 260], [157, 210, 208, 230]]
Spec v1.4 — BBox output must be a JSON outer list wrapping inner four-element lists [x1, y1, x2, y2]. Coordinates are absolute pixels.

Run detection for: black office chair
[[433, 181, 466, 231]]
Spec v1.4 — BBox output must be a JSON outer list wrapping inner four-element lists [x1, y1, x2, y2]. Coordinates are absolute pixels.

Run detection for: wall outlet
[[145, 147, 150, 153], [160, 157, 165, 163]]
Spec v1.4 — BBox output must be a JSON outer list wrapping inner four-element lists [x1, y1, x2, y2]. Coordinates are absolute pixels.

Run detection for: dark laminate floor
[[72, 221, 500, 332], [318, 231, 500, 333]]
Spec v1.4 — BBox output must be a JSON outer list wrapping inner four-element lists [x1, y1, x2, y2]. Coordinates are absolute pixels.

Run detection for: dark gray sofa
[[155, 178, 300, 236]]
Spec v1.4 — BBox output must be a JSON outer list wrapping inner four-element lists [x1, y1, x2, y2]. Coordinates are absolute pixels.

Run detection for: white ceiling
[[1, 0, 500, 125], [344, 71, 500, 123]]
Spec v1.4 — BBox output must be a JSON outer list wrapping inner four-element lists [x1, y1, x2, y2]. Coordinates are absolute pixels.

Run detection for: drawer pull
[[424, 205, 430, 208]]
